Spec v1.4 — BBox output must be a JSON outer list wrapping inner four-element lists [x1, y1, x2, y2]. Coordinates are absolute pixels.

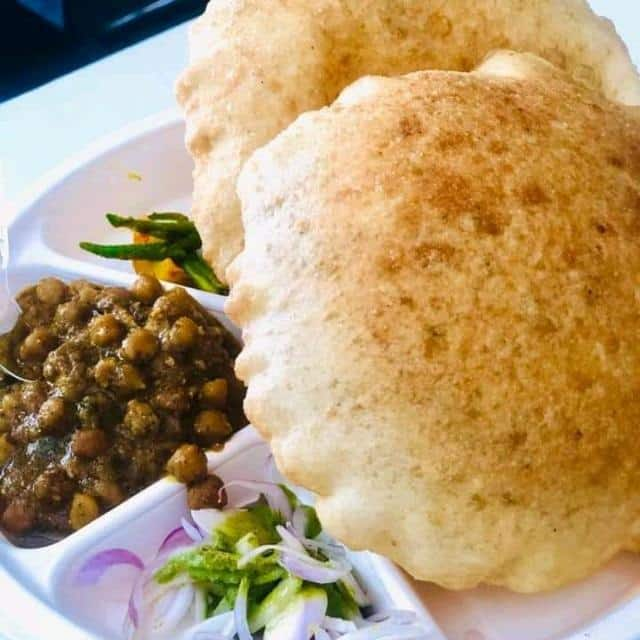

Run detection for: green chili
[[79, 241, 188, 261], [106, 213, 196, 237], [179, 253, 228, 295], [148, 212, 190, 222], [80, 211, 227, 294]]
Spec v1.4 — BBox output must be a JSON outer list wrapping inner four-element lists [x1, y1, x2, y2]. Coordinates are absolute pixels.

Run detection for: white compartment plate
[[0, 109, 443, 640], [1, 108, 640, 640]]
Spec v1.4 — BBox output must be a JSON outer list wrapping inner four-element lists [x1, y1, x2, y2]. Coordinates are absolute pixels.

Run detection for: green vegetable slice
[[179, 253, 228, 295], [148, 212, 191, 222], [297, 505, 322, 539], [106, 213, 196, 236], [248, 576, 303, 633], [214, 505, 282, 549], [322, 581, 361, 621], [263, 586, 328, 639], [79, 241, 183, 261]]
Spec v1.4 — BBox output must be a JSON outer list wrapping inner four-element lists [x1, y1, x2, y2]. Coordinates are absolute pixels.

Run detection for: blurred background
[[1, 0, 207, 101], [0, 0, 637, 205], [0, 0, 637, 103]]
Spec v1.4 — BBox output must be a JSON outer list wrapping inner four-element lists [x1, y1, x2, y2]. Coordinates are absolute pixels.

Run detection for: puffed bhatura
[[226, 52, 640, 592], [177, 0, 640, 282]]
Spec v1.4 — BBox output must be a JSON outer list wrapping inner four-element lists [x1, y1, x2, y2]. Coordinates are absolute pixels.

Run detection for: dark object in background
[[0, 0, 207, 103], [17, 0, 64, 29], [17, 0, 202, 34]]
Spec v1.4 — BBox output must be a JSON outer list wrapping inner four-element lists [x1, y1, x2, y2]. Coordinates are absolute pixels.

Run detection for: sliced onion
[[149, 584, 195, 635], [131, 576, 196, 639], [238, 543, 351, 584], [280, 553, 351, 585], [276, 524, 305, 552], [74, 548, 144, 586], [264, 452, 278, 482], [340, 572, 371, 608], [184, 631, 229, 640], [263, 588, 327, 640], [181, 611, 235, 640], [128, 555, 185, 633], [291, 506, 309, 538], [323, 617, 359, 633], [191, 508, 230, 536], [127, 574, 143, 631], [141, 574, 193, 610], [222, 480, 293, 521], [314, 628, 333, 640], [193, 587, 206, 624], [209, 441, 272, 480], [238, 543, 294, 568], [181, 517, 204, 543], [285, 524, 347, 563], [158, 527, 195, 557], [233, 578, 252, 640]]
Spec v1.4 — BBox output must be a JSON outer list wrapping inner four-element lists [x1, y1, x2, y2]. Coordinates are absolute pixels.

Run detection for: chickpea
[[0, 393, 19, 427], [71, 429, 109, 458], [94, 480, 124, 507], [122, 328, 158, 362], [94, 357, 117, 387], [123, 400, 159, 437], [33, 468, 72, 502], [19, 327, 56, 362], [187, 475, 227, 510], [162, 415, 182, 439], [166, 444, 208, 484], [20, 382, 48, 412], [94, 359, 145, 393], [38, 397, 67, 432], [118, 364, 146, 393], [99, 287, 132, 307], [32, 474, 49, 500], [152, 387, 190, 414], [89, 314, 124, 347], [0, 434, 14, 465], [0, 393, 18, 413], [154, 287, 192, 319], [36, 277, 68, 305], [194, 410, 232, 446], [166, 317, 200, 352], [71, 280, 99, 306], [57, 375, 87, 402], [69, 493, 100, 530], [200, 379, 228, 409], [42, 356, 59, 383], [2, 499, 35, 534], [132, 275, 163, 304], [54, 300, 89, 326]]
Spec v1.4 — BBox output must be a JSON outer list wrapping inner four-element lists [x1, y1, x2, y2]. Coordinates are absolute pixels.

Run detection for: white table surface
[[0, 21, 190, 208], [0, 0, 638, 208]]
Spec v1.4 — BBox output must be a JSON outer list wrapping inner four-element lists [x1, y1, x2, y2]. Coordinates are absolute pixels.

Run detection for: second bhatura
[[227, 51, 640, 593]]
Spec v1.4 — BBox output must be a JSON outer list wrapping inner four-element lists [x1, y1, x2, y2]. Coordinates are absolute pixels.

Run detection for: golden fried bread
[[177, 0, 640, 282], [227, 53, 640, 592]]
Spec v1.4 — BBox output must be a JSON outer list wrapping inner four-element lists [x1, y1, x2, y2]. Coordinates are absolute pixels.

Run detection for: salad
[[76, 477, 431, 639]]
